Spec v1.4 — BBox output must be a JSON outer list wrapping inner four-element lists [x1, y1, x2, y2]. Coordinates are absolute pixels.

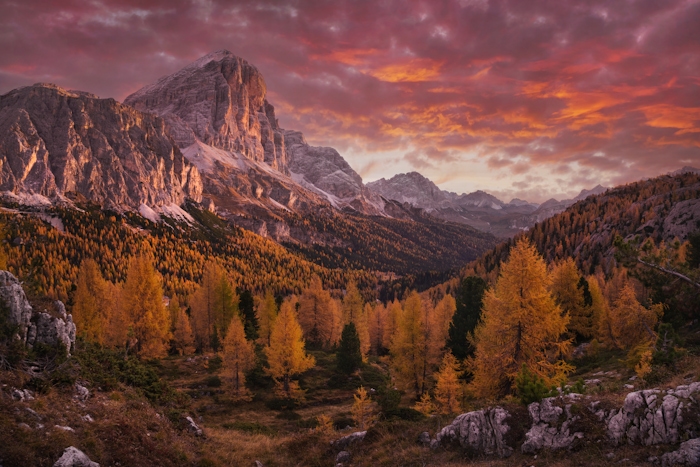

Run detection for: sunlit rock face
[[0, 83, 202, 209], [125, 50, 288, 173]]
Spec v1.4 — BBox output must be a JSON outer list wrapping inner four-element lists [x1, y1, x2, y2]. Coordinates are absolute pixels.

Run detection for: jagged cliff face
[[0, 83, 202, 209], [125, 50, 288, 172]]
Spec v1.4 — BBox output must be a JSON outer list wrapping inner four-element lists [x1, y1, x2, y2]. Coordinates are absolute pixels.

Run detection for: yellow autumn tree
[[72, 259, 110, 345], [265, 299, 315, 398], [190, 261, 238, 351], [433, 294, 457, 345], [588, 275, 617, 347], [122, 255, 171, 359], [351, 386, 377, 430], [343, 281, 370, 358], [434, 353, 463, 415], [469, 238, 572, 398], [104, 282, 128, 349], [256, 290, 278, 346], [171, 298, 195, 356], [390, 291, 443, 396], [222, 314, 256, 400], [550, 258, 592, 339], [368, 302, 387, 355], [382, 299, 402, 350], [609, 284, 663, 349], [297, 275, 336, 349]]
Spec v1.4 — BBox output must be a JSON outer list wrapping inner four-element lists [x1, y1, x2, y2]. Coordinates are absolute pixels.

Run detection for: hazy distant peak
[[670, 166, 700, 176], [574, 184, 608, 201]]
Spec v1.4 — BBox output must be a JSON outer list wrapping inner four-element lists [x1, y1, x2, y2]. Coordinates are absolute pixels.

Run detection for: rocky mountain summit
[[0, 83, 202, 211], [368, 172, 608, 237], [125, 50, 383, 219]]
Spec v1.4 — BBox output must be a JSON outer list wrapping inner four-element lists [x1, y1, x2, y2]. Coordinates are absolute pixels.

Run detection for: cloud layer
[[2, 0, 698, 201]]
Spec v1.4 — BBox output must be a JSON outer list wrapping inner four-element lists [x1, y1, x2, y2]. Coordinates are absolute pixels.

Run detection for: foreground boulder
[[606, 383, 700, 446], [661, 438, 700, 467], [522, 396, 584, 453], [0, 270, 76, 354], [53, 446, 99, 467], [331, 431, 367, 451], [435, 407, 513, 458]]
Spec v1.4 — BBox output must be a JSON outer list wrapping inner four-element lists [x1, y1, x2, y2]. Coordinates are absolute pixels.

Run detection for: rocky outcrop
[[0, 83, 202, 210], [521, 396, 584, 453], [53, 446, 99, 467], [0, 270, 76, 354], [606, 383, 700, 446], [125, 50, 287, 173], [662, 438, 700, 467], [331, 431, 367, 451], [435, 407, 513, 458]]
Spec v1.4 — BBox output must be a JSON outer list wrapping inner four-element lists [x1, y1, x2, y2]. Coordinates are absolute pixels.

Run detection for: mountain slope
[[0, 83, 202, 210]]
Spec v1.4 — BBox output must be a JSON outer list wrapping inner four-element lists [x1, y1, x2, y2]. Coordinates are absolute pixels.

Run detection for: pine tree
[[122, 255, 171, 359], [337, 323, 362, 374], [264, 299, 315, 398], [447, 276, 487, 360], [550, 258, 592, 339], [72, 259, 110, 345], [351, 386, 377, 430], [256, 290, 278, 346], [222, 314, 255, 400], [297, 275, 336, 349], [434, 353, 463, 415], [469, 238, 572, 398], [238, 289, 258, 340]]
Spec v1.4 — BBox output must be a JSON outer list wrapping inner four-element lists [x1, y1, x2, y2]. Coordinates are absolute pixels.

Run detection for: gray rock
[[335, 451, 351, 463], [11, 388, 34, 402], [0, 83, 202, 210], [74, 383, 90, 402], [184, 416, 204, 437], [253, 461, 263, 467], [661, 438, 700, 466], [28, 308, 76, 354], [522, 397, 584, 453], [418, 431, 431, 445], [54, 425, 75, 432], [53, 446, 99, 467], [0, 270, 33, 342], [331, 431, 367, 450], [430, 439, 439, 450], [435, 407, 513, 458], [18, 422, 31, 430]]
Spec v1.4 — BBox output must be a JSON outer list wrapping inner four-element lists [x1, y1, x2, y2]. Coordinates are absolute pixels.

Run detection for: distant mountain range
[[368, 172, 607, 237]]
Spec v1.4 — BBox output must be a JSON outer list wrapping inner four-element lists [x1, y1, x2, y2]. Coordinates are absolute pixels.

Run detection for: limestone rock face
[[521, 397, 584, 453], [125, 50, 288, 173], [0, 83, 202, 209], [0, 270, 76, 354], [661, 438, 700, 467], [435, 407, 513, 458]]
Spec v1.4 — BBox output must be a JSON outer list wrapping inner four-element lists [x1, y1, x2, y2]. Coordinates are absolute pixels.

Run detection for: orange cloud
[[368, 58, 443, 82], [639, 104, 700, 130]]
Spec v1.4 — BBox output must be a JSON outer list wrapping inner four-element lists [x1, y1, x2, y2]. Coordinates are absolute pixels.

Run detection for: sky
[[1, 0, 699, 203]]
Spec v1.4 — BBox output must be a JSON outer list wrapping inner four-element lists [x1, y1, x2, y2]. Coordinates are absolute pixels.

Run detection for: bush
[[205, 376, 221, 387], [515, 365, 557, 405], [337, 323, 362, 375], [384, 407, 425, 421], [265, 398, 298, 411], [377, 387, 402, 414]]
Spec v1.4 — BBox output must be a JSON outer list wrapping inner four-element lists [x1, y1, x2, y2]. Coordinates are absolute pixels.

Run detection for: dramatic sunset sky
[[1, 0, 699, 202]]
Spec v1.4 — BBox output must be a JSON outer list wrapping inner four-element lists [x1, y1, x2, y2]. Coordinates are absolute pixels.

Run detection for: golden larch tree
[[469, 238, 572, 398], [550, 258, 592, 339], [256, 290, 278, 346], [222, 314, 256, 400], [72, 259, 110, 345], [609, 284, 663, 349], [297, 275, 336, 349], [122, 255, 171, 359], [368, 302, 387, 355], [265, 299, 315, 398], [171, 302, 195, 355], [382, 299, 402, 350], [351, 386, 377, 430], [433, 294, 457, 345], [390, 291, 442, 396], [104, 282, 128, 349], [434, 352, 463, 415], [189, 260, 220, 351]]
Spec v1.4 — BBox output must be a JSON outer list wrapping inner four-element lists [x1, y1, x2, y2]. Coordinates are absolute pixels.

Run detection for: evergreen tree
[[343, 281, 370, 358], [264, 300, 315, 398], [447, 276, 487, 360], [238, 289, 258, 340], [469, 239, 572, 398], [337, 323, 362, 375]]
